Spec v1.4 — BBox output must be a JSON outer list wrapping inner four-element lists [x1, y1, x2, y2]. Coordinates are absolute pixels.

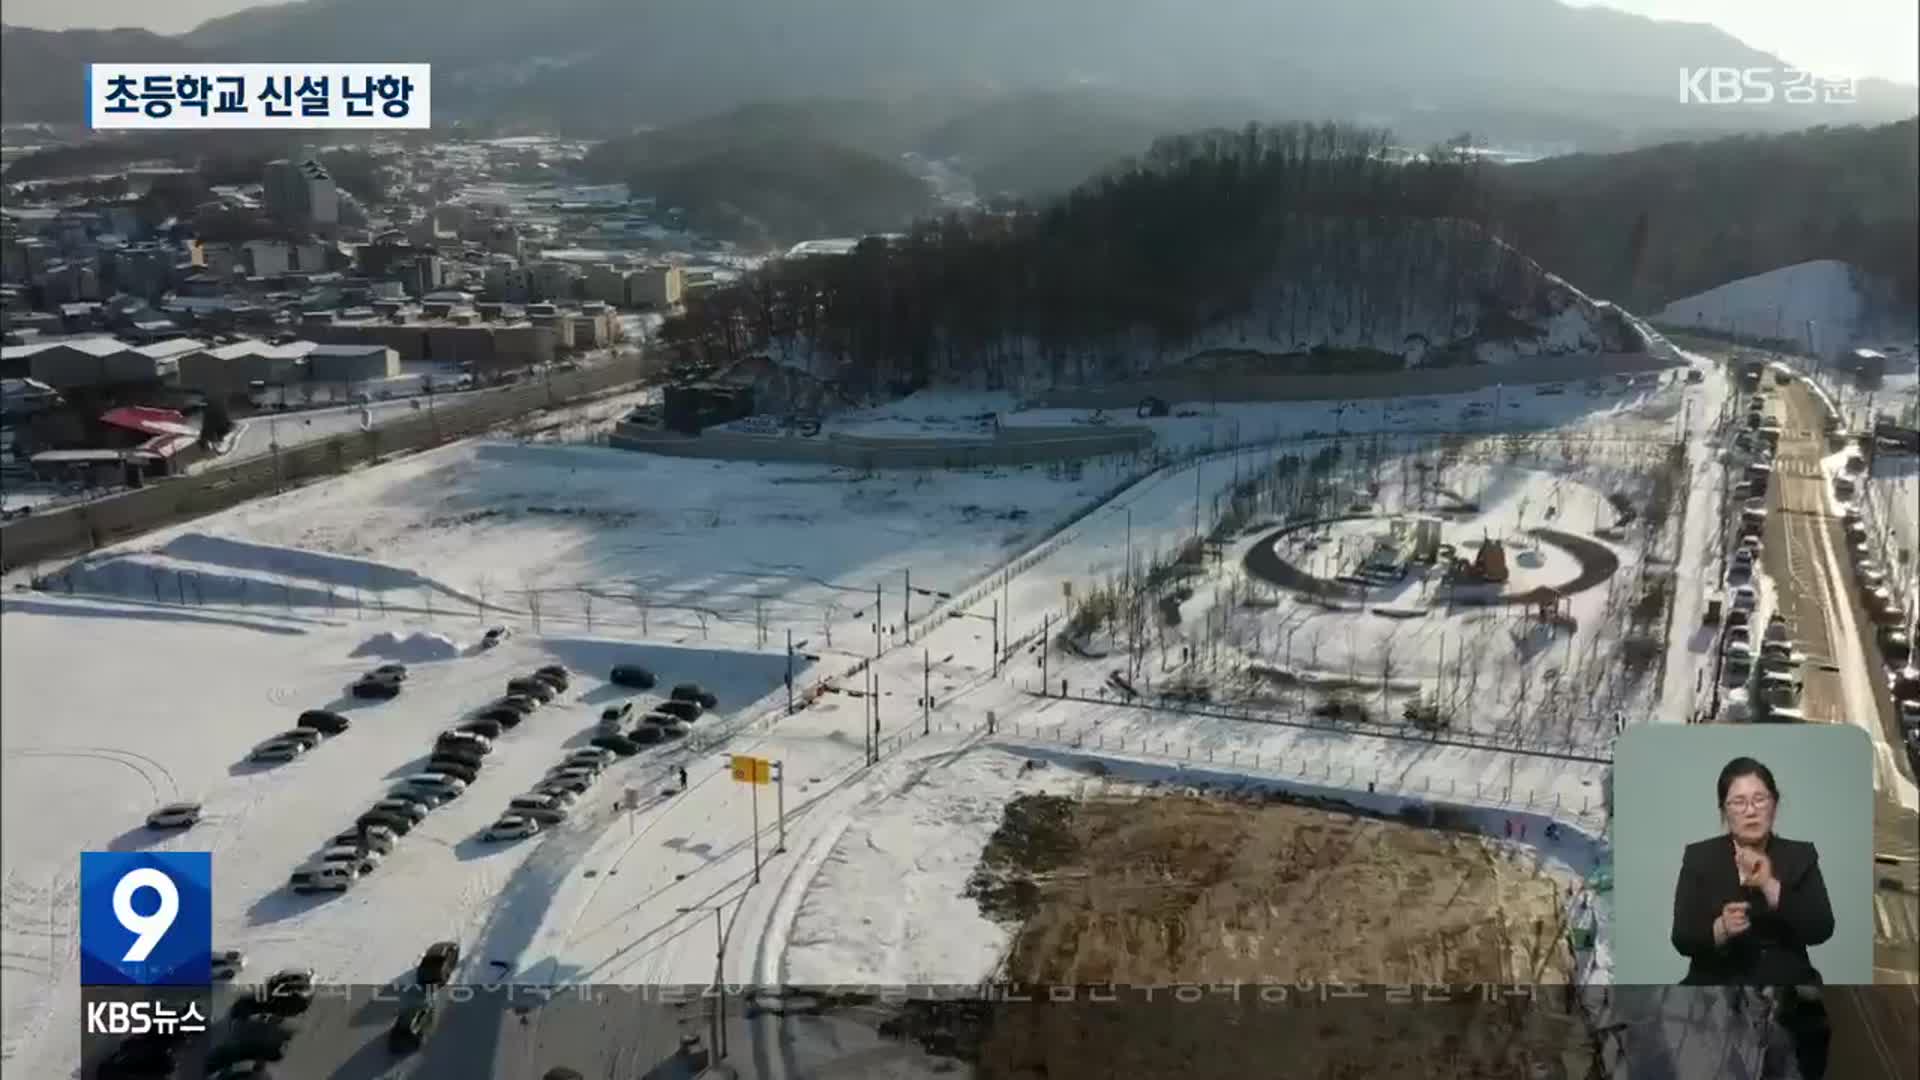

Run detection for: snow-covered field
[[0, 362, 1730, 1073], [1655, 259, 1918, 360]]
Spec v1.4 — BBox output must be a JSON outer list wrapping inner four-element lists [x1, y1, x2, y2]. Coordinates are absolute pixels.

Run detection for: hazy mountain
[[5, 0, 1914, 141]]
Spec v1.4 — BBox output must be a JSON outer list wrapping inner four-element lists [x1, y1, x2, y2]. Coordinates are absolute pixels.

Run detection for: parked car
[[591, 734, 641, 757], [272, 728, 325, 751], [660, 719, 691, 739], [546, 765, 600, 786], [534, 776, 592, 797], [289, 864, 356, 893], [654, 700, 702, 723], [250, 740, 307, 764], [1730, 585, 1759, 611], [566, 747, 616, 769], [599, 702, 634, 727], [352, 676, 401, 700], [402, 774, 466, 800], [145, 801, 203, 829], [543, 1069, 586, 1080], [369, 664, 409, 682], [416, 941, 461, 986], [458, 719, 505, 740], [609, 664, 656, 689], [1880, 628, 1913, 666], [486, 815, 542, 841], [297, 709, 351, 735], [425, 758, 480, 784], [1764, 616, 1791, 644], [494, 694, 540, 715], [1897, 699, 1920, 730], [206, 1022, 296, 1070], [96, 1032, 182, 1078], [389, 1000, 437, 1053], [481, 626, 512, 649], [384, 788, 441, 811], [643, 712, 682, 728], [319, 847, 382, 873], [370, 798, 429, 823], [430, 743, 487, 770], [506, 677, 556, 703], [669, 683, 718, 709], [507, 799, 569, 825], [628, 724, 665, 746], [332, 824, 397, 853], [1724, 607, 1751, 630], [534, 664, 571, 689], [358, 809, 416, 836], [211, 949, 247, 981], [436, 731, 493, 754], [475, 707, 523, 729]]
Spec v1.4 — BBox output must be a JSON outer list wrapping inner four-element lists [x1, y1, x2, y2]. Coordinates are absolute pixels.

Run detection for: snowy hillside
[[760, 217, 1647, 390], [1653, 259, 1919, 359]]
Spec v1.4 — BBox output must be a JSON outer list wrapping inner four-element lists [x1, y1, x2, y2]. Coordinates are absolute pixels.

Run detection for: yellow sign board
[[730, 755, 771, 785]]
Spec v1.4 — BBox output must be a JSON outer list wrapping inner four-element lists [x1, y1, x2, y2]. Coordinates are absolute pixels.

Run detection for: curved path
[[1242, 518, 1620, 607]]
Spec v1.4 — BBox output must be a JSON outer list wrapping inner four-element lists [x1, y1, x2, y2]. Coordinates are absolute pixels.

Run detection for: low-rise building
[[177, 339, 317, 400], [307, 343, 399, 383]]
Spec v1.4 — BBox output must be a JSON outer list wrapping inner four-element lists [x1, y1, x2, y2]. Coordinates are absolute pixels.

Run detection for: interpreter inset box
[[1611, 724, 1871, 985]]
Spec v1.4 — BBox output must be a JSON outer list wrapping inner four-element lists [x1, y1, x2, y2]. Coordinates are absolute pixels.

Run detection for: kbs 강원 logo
[[80, 852, 211, 985]]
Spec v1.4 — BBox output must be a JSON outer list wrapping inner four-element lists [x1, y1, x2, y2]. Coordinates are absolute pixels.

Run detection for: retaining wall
[[608, 423, 1154, 468], [0, 361, 646, 574], [1028, 351, 1679, 409]]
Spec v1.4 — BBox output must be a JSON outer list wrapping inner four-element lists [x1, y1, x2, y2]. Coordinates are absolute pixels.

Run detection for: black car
[[358, 809, 415, 836], [390, 1001, 437, 1053], [506, 678, 557, 703], [642, 712, 681, 727], [628, 724, 665, 745], [425, 758, 480, 784], [543, 1070, 585, 1080], [263, 970, 315, 1015], [590, 734, 641, 757], [95, 1032, 179, 1078], [534, 664, 571, 687], [416, 940, 461, 986], [474, 707, 523, 728], [351, 677, 401, 700], [609, 665, 655, 690], [493, 695, 539, 716], [296, 709, 351, 735], [653, 700, 701, 723], [457, 718, 504, 740], [431, 743, 487, 769], [205, 1027, 294, 1072], [669, 683, 718, 709], [434, 732, 492, 756]]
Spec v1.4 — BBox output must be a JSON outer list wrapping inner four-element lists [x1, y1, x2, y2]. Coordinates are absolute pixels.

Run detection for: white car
[[145, 802, 203, 829], [437, 731, 493, 753], [485, 815, 542, 841], [251, 740, 307, 763], [565, 748, 616, 769], [320, 845, 383, 870], [289, 864, 357, 893], [546, 765, 600, 785]]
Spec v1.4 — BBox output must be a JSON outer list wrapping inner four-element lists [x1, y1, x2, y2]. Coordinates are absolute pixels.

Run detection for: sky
[[5, 0, 1918, 85]]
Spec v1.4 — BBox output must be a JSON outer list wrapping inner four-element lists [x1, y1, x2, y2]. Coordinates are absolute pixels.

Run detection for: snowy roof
[[133, 339, 207, 360], [308, 344, 391, 357], [0, 336, 126, 361], [206, 339, 317, 361]]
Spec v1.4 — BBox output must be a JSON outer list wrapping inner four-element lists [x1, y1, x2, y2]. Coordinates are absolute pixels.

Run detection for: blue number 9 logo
[[81, 852, 211, 986]]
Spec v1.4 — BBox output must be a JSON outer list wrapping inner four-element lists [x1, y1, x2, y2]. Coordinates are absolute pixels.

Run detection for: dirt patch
[[923, 790, 1590, 1077], [971, 792, 1572, 985]]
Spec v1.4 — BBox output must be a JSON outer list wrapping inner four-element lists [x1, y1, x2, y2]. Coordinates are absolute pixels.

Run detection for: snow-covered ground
[[0, 369, 1724, 1072], [1654, 259, 1918, 360]]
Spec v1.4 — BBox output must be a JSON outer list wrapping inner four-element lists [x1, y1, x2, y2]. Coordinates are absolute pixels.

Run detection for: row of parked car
[[289, 664, 572, 893], [481, 671, 717, 841]]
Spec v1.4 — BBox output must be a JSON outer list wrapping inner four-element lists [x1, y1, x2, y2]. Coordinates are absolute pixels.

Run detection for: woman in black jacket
[[1670, 756, 1833, 1075], [1672, 756, 1835, 984]]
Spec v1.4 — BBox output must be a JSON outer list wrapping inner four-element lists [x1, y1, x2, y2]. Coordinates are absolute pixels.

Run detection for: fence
[[0, 358, 650, 574]]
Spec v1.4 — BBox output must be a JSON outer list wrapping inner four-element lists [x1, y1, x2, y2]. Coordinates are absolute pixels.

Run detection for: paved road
[[1747, 375, 1919, 1011]]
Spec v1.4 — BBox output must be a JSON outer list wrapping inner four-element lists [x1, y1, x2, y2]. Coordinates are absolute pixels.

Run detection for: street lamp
[[901, 569, 954, 644], [951, 600, 1001, 675]]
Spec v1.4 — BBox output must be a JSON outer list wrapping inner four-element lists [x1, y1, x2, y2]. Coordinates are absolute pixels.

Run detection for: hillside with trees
[[659, 124, 1642, 394], [1491, 119, 1919, 316]]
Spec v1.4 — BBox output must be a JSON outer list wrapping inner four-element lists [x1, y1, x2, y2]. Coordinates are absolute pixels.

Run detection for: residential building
[[628, 265, 684, 309], [263, 158, 340, 228]]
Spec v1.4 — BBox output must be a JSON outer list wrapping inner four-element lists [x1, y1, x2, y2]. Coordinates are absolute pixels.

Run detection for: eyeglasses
[[1725, 796, 1774, 812]]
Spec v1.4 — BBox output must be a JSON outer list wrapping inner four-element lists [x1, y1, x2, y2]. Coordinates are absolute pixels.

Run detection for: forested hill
[[661, 124, 1643, 393], [1491, 119, 1919, 315]]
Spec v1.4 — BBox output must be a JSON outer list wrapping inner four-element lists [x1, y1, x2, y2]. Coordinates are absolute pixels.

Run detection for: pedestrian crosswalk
[[1772, 457, 1826, 478]]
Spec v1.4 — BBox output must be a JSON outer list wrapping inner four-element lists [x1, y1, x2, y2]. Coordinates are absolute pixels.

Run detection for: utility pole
[[1041, 613, 1051, 694], [873, 582, 882, 659], [871, 665, 881, 763], [774, 760, 787, 854], [903, 568, 912, 642], [991, 597, 1000, 677], [677, 904, 730, 1062], [923, 649, 932, 735], [785, 629, 794, 715]]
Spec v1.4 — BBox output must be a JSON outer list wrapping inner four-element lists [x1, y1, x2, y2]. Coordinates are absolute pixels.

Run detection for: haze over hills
[[4, 0, 1915, 144]]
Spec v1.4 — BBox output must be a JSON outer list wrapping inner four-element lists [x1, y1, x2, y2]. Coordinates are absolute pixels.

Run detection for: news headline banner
[[87, 64, 432, 130]]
